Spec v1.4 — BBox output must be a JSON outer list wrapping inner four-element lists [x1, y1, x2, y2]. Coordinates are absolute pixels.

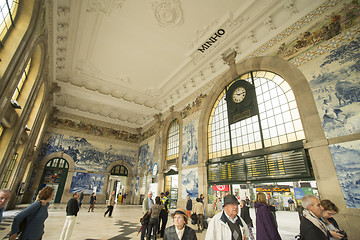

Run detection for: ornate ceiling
[[47, 0, 326, 129]]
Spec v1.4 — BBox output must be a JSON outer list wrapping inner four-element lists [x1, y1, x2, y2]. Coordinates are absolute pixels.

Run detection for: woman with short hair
[[320, 199, 346, 240], [163, 208, 197, 240], [10, 186, 55, 240]]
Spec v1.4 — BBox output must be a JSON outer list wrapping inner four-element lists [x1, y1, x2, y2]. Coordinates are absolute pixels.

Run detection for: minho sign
[[198, 29, 226, 53]]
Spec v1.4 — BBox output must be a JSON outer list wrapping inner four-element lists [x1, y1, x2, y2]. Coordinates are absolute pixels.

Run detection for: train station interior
[[1, 0, 359, 239]]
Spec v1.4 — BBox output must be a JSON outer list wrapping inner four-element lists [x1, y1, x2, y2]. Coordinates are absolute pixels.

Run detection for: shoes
[[104, 213, 106, 217], [108, 216, 113, 218]]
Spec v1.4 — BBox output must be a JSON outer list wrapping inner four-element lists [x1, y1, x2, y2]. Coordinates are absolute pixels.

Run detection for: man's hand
[[330, 230, 344, 240]]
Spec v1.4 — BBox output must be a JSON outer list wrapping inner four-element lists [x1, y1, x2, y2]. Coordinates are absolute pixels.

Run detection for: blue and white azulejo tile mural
[[182, 117, 199, 166], [306, 35, 360, 138], [329, 140, 360, 208], [69, 172, 105, 194], [181, 168, 198, 199], [138, 139, 155, 174], [39, 132, 137, 172]]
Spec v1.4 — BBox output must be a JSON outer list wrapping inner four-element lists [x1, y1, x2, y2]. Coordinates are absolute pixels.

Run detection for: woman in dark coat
[[164, 208, 197, 240], [10, 186, 54, 240], [254, 192, 282, 240]]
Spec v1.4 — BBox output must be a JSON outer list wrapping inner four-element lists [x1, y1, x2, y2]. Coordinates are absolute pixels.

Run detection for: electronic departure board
[[207, 148, 311, 184]]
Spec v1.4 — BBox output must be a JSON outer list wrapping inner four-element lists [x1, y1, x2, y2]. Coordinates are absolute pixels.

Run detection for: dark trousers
[[147, 217, 159, 240], [104, 205, 113, 216], [158, 209, 165, 233], [197, 214, 204, 230], [160, 211, 168, 237], [141, 221, 149, 240]]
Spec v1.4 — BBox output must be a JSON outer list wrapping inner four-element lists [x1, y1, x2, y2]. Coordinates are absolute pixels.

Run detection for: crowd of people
[[0, 187, 348, 240]]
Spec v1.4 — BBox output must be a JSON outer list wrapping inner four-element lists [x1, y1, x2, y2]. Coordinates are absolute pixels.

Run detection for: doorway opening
[[37, 157, 69, 203], [108, 165, 128, 203], [164, 168, 178, 209]]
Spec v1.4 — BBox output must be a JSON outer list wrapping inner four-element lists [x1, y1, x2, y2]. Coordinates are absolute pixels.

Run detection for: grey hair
[[302, 195, 318, 209], [0, 189, 12, 195]]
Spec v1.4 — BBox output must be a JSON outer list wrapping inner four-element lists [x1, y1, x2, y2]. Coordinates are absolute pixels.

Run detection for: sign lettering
[[198, 29, 225, 53]]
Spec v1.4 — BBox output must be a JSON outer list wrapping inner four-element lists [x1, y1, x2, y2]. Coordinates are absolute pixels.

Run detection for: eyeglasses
[[326, 211, 336, 216]]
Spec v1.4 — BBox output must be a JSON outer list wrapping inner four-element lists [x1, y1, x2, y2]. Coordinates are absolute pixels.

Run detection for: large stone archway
[[198, 56, 343, 217]]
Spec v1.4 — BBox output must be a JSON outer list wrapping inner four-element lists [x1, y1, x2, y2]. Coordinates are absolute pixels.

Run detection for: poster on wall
[[181, 168, 198, 199], [138, 140, 155, 175], [303, 34, 360, 138], [182, 118, 199, 166], [39, 132, 137, 172], [329, 140, 360, 208], [69, 172, 105, 194]]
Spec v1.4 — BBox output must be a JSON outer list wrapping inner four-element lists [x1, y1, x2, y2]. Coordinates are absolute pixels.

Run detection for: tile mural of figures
[[181, 168, 198, 199], [329, 140, 360, 208], [138, 140, 155, 175], [307, 35, 360, 138], [39, 132, 137, 172], [182, 118, 198, 167], [69, 172, 105, 194]]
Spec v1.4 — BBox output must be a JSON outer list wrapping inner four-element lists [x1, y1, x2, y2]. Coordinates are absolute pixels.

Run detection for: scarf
[[303, 209, 327, 236]]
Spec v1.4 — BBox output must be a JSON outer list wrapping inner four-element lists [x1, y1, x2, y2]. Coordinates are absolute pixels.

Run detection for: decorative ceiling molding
[[55, 93, 153, 127], [151, 0, 183, 28], [87, 0, 125, 14]]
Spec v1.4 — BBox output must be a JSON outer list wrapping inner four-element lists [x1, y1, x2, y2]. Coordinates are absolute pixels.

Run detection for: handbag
[[140, 211, 150, 225], [190, 213, 197, 225]]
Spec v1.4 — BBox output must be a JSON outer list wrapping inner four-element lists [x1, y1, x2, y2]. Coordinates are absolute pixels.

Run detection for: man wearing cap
[[205, 194, 250, 240], [164, 208, 197, 240]]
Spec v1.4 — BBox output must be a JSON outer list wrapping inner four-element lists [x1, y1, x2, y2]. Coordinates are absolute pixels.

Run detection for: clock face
[[232, 87, 246, 103], [152, 163, 158, 178]]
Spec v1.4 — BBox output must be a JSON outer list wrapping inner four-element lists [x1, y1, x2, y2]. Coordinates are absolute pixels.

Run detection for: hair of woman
[[155, 196, 161, 204], [255, 192, 267, 204], [321, 199, 339, 213], [37, 186, 54, 201]]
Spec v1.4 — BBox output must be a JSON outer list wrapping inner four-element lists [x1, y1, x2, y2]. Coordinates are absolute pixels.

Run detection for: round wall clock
[[232, 86, 246, 103], [152, 162, 158, 178]]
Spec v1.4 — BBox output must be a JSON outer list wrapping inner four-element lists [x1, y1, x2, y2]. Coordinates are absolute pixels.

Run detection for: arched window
[[110, 165, 128, 176], [0, 0, 19, 44], [166, 119, 180, 161], [0, 152, 18, 188], [46, 157, 69, 169], [11, 58, 31, 104], [208, 71, 304, 159], [0, 124, 3, 139]]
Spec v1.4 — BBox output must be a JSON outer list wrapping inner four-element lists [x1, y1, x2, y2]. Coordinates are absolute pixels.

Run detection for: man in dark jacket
[[186, 195, 192, 218], [300, 195, 327, 240], [160, 191, 170, 238], [60, 192, 80, 240], [240, 199, 254, 238]]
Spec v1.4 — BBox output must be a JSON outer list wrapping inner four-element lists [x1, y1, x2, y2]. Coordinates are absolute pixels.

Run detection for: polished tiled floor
[[1, 204, 300, 239]]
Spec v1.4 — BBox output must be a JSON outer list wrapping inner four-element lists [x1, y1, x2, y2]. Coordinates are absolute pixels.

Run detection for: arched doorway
[[37, 157, 69, 203], [164, 168, 178, 209], [108, 165, 128, 203]]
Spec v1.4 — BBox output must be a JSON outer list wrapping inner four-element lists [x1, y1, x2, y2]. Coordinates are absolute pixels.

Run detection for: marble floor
[[1, 204, 300, 240]]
